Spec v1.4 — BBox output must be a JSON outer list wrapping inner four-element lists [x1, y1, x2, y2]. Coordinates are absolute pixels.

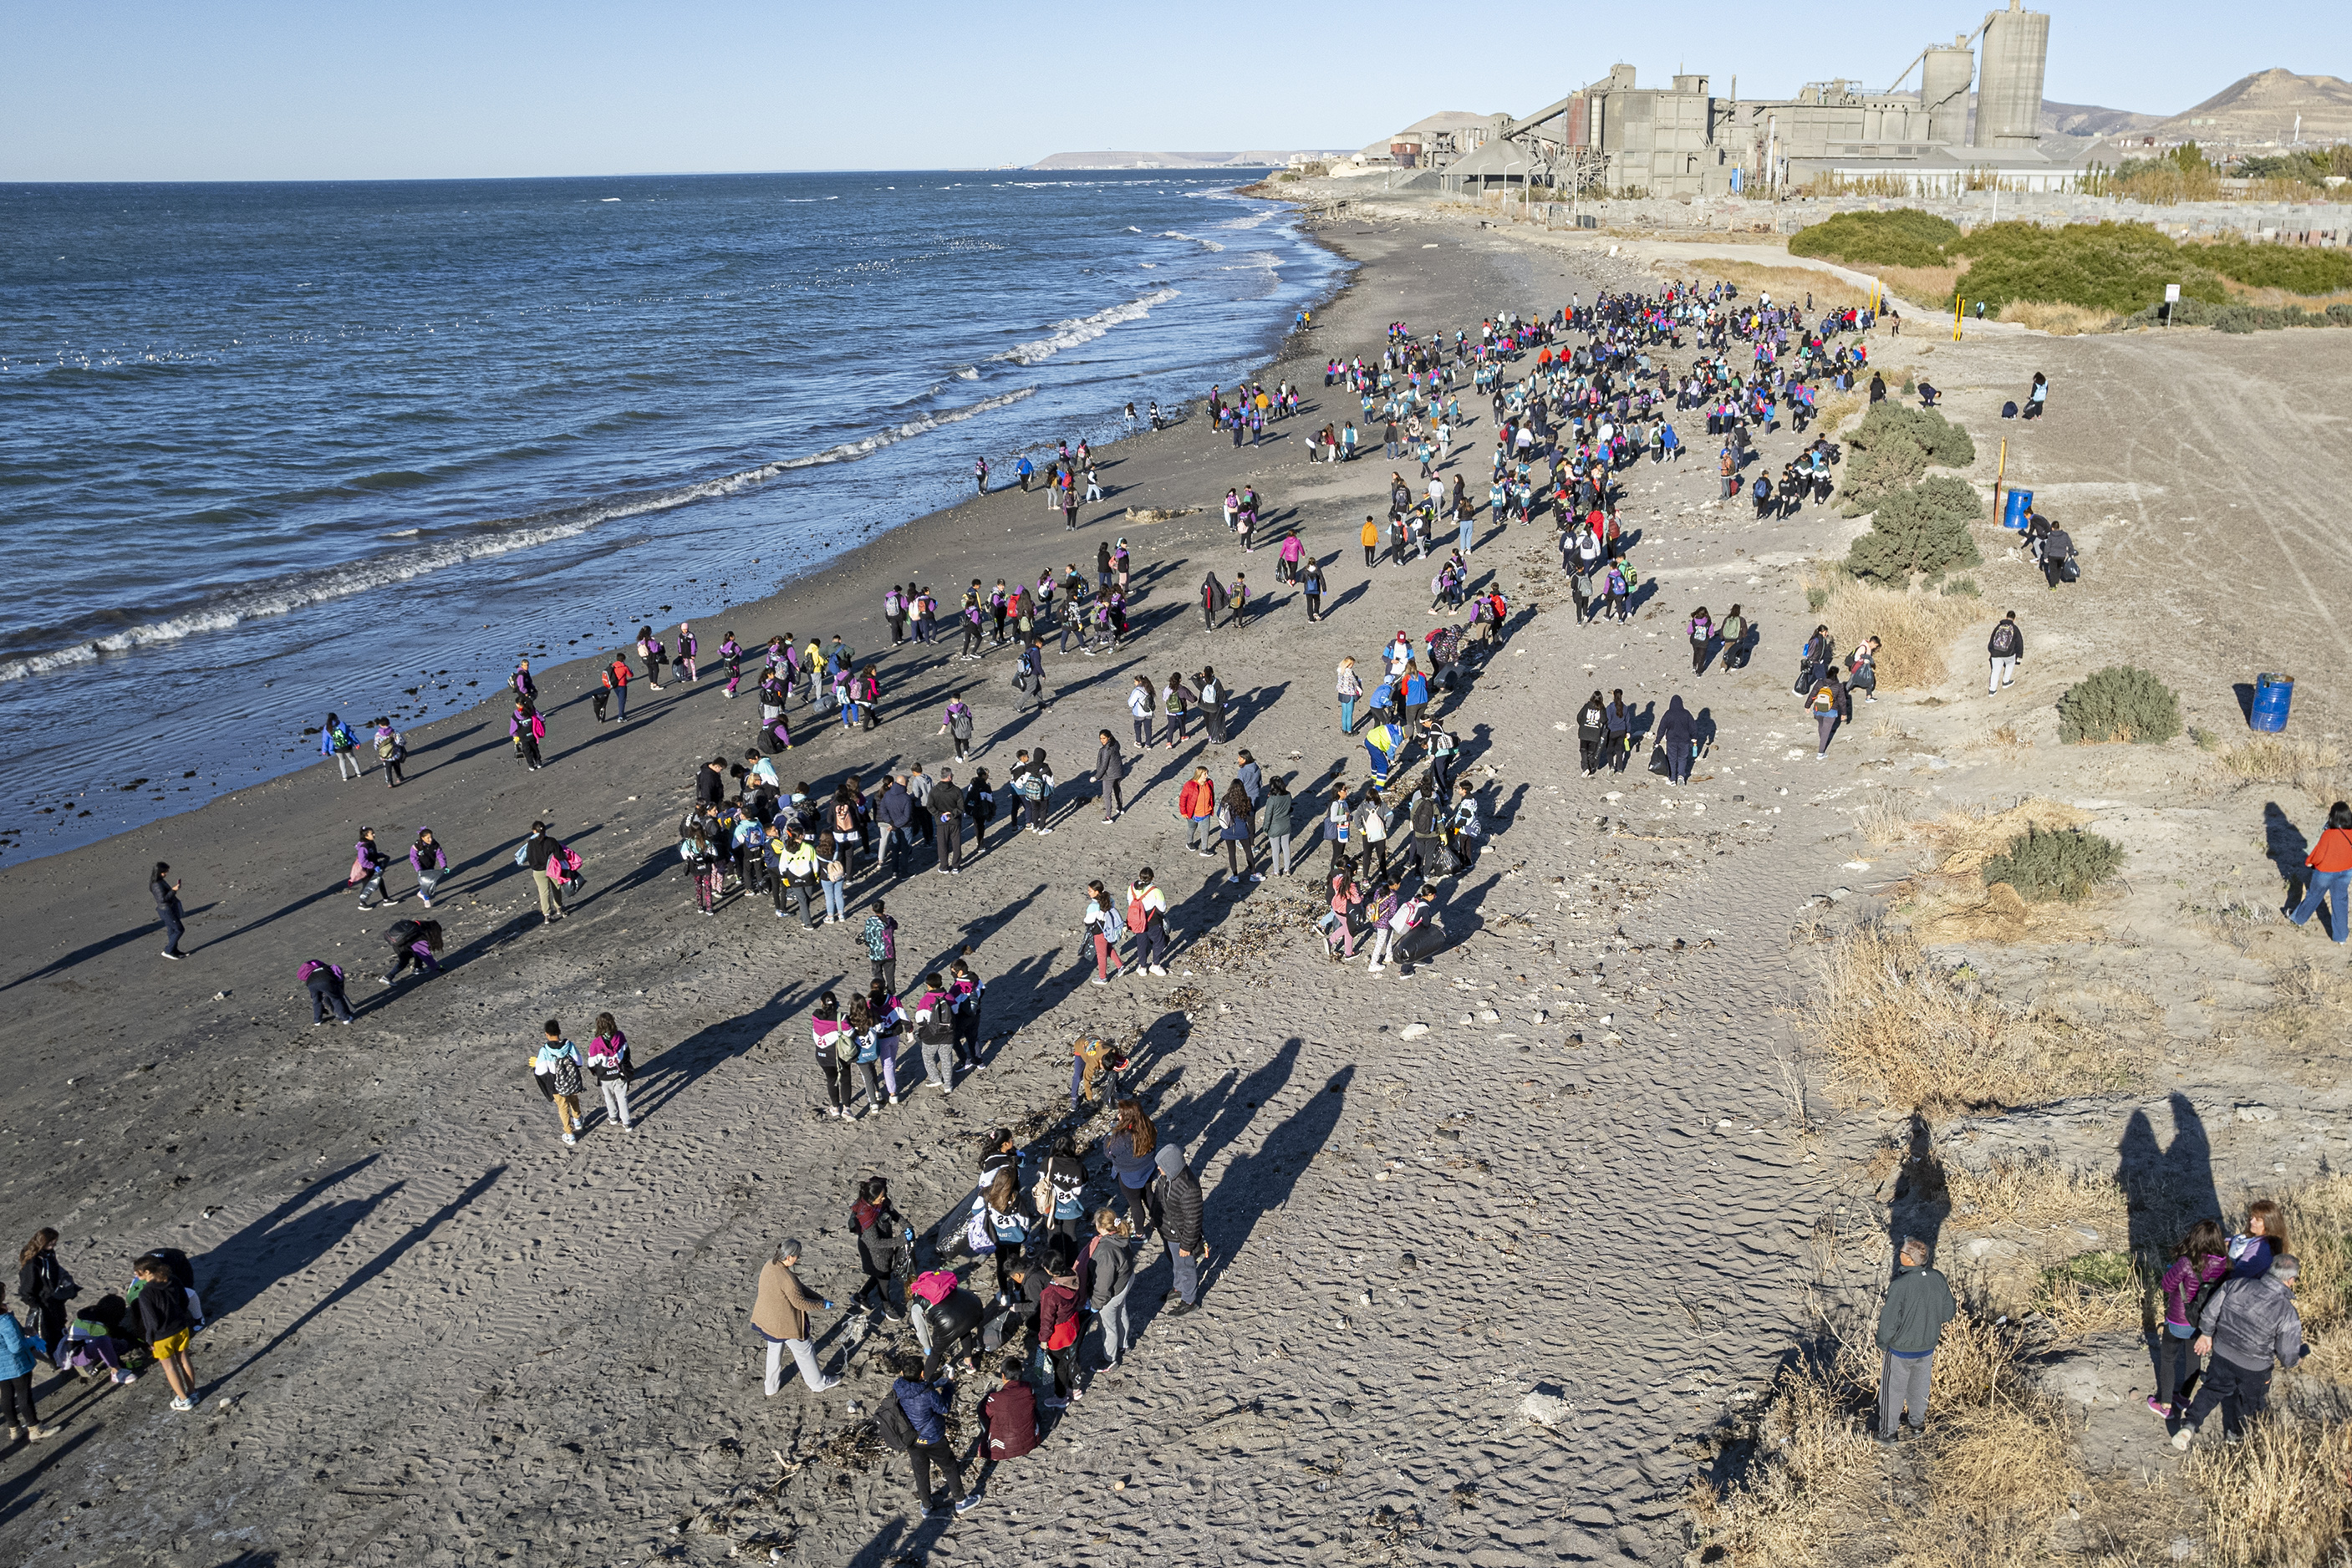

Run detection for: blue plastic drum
[[2002, 488, 2034, 531], [2251, 674, 2293, 733]]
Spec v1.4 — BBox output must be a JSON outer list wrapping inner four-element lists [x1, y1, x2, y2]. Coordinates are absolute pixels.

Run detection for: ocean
[[0, 171, 1345, 861]]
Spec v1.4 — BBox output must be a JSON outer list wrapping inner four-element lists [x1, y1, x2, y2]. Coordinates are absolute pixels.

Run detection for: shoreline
[[3, 210, 1879, 1565]]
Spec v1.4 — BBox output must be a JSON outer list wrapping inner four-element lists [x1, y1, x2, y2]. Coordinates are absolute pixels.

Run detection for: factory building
[[1446, 0, 2088, 198]]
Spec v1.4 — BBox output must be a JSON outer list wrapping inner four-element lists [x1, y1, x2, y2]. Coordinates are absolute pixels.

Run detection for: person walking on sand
[[1157, 1143, 1206, 1316], [1986, 611, 2024, 695], [409, 827, 449, 909], [1127, 871, 1169, 975], [601, 651, 631, 722], [151, 861, 186, 960], [509, 697, 546, 772], [1336, 658, 1363, 736], [676, 623, 699, 683], [2287, 801, 2352, 944], [752, 1240, 840, 1395], [1087, 1209, 1138, 1369], [1874, 1236, 1956, 1443], [2171, 1253, 2306, 1450], [852, 1178, 914, 1316], [2151, 1219, 2230, 1420], [1092, 731, 1127, 822], [532, 1021, 587, 1145], [1806, 673, 1849, 761], [320, 711, 362, 781], [891, 1352, 979, 1515], [1660, 695, 1697, 787], [374, 722, 406, 787], [586, 1013, 634, 1133], [130, 1254, 200, 1413], [1179, 766, 1218, 858], [350, 827, 395, 909]]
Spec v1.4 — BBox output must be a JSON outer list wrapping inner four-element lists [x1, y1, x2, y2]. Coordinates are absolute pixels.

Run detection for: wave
[[999, 289, 1179, 366], [0, 385, 1041, 683], [1161, 231, 1224, 252]]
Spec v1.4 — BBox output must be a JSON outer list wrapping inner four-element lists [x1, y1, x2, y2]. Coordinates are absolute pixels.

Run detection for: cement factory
[[1347, 0, 2085, 198]]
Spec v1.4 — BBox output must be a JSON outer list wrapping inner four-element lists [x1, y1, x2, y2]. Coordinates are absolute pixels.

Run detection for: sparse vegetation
[[2057, 664, 2182, 746], [2221, 736, 2343, 807], [1804, 923, 2126, 1113], [1838, 402, 1976, 516], [1996, 299, 2119, 335], [1802, 568, 1983, 690], [1845, 475, 1984, 584], [1980, 823, 2125, 904]]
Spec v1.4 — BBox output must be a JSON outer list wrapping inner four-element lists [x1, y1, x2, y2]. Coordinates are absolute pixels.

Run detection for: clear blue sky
[[7, 0, 2339, 180]]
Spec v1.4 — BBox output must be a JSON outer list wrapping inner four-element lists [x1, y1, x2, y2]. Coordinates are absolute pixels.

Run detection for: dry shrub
[[1966, 721, 2033, 761], [1805, 924, 2126, 1113], [1922, 881, 2035, 943], [1803, 569, 1985, 690], [1684, 257, 1872, 311], [2034, 1250, 2146, 1339], [2221, 736, 2344, 807], [2268, 957, 2351, 1054], [2188, 1413, 2352, 1568], [1683, 1348, 1880, 1564], [1997, 300, 2120, 335], [1925, 798, 2091, 876], [1857, 794, 1913, 846], [1813, 388, 1866, 436]]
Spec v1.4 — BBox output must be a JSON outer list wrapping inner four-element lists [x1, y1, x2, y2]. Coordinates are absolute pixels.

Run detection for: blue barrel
[[2251, 674, 2293, 733], [2002, 488, 2034, 530]]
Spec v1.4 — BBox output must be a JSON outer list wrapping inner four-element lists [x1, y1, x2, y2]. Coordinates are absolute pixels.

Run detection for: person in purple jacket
[[410, 827, 449, 909], [2151, 1219, 2229, 1420]]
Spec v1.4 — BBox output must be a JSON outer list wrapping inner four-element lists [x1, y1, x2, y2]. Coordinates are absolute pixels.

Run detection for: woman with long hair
[[1100, 1099, 1160, 1235]]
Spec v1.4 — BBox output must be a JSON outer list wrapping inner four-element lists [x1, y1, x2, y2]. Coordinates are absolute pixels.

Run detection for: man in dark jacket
[[2173, 1253, 2305, 1449], [1157, 1143, 1205, 1315], [891, 1354, 975, 1515], [2040, 528, 2075, 589], [1095, 731, 1127, 821], [695, 758, 726, 807], [151, 863, 186, 960], [1987, 612, 2024, 694], [1875, 1236, 1957, 1441], [875, 779, 913, 876], [919, 1284, 988, 1378], [929, 771, 965, 873]]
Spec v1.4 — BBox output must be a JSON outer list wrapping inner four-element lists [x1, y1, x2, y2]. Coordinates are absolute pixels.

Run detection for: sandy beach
[[8, 192, 2350, 1568]]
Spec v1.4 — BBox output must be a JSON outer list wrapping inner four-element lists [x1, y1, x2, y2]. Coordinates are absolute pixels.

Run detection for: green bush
[[1948, 221, 2229, 316], [1846, 476, 1985, 583], [1789, 209, 1962, 269], [2136, 297, 2352, 331], [1838, 403, 1976, 515], [2200, 239, 2352, 294], [1983, 823, 2125, 904], [2057, 664, 2182, 746]]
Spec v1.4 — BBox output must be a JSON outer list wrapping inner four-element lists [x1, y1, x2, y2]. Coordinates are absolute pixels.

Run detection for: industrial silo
[[1973, 0, 2049, 150], [1922, 37, 1974, 145]]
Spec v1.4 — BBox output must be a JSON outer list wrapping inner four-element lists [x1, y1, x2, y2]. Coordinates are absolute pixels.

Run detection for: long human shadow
[[195, 1154, 389, 1321], [2118, 1093, 2222, 1273], [0, 1422, 100, 1529], [211, 1164, 506, 1388], [0, 904, 216, 990], [2261, 802, 2312, 900], [1144, 1051, 1353, 1330], [629, 982, 820, 1123]]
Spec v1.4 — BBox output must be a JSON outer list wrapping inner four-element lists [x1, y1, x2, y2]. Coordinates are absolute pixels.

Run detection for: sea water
[[0, 171, 1344, 859]]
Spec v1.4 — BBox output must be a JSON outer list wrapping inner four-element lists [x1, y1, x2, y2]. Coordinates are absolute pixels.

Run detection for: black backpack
[[384, 919, 421, 949], [875, 1397, 917, 1453]]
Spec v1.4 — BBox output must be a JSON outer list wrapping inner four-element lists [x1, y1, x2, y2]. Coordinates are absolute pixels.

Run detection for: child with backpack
[[884, 1352, 976, 1515], [382, 919, 442, 985], [586, 1013, 634, 1133], [1082, 881, 1126, 984], [531, 1021, 587, 1145]]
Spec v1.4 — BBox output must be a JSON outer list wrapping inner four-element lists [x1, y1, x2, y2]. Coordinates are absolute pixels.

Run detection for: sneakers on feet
[[562, 1133, 577, 1146], [160, 950, 183, 960], [2171, 1425, 2197, 1451], [2147, 1396, 2170, 1418], [170, 1397, 194, 1413]]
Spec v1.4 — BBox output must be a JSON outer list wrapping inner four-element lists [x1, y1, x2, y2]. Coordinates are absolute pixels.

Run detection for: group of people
[[5, 1229, 210, 1440], [746, 1097, 1212, 1519]]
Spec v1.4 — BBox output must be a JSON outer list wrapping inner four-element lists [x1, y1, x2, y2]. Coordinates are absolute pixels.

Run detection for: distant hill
[[2140, 69, 2352, 145], [1026, 150, 1350, 171], [2039, 97, 2161, 140]]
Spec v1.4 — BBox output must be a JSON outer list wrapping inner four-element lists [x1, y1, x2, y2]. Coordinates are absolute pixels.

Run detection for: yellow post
[[1993, 437, 2007, 521], [1953, 297, 1964, 341]]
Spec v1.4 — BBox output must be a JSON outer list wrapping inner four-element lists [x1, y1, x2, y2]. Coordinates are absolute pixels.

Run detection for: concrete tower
[[1922, 35, 1975, 145], [1973, 0, 2049, 150]]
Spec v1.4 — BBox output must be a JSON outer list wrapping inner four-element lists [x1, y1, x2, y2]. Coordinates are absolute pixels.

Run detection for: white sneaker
[[1092, 976, 1108, 985], [562, 1133, 577, 1146], [1367, 963, 1384, 974], [2171, 1425, 2196, 1451]]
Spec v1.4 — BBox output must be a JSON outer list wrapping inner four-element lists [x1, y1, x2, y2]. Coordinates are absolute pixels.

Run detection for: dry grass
[[1683, 1347, 1881, 1563], [2219, 736, 2344, 808], [1805, 924, 2130, 1113], [1683, 257, 1873, 312], [1856, 795, 1913, 846], [2188, 1413, 2352, 1568], [1872, 262, 1966, 312], [1964, 720, 2034, 761], [1804, 570, 1987, 691], [1997, 300, 2120, 335], [2268, 956, 2352, 1055], [1944, 1157, 2131, 1237]]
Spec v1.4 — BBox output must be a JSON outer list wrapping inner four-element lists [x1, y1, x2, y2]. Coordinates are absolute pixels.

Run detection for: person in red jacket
[[2288, 800, 2352, 944], [1037, 1265, 1083, 1408], [1179, 767, 1219, 858], [980, 1356, 1039, 1469]]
